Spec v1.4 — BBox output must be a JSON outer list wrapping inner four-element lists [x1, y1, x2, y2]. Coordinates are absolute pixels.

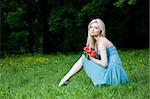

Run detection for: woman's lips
[[90, 32, 94, 35], [90, 32, 98, 37]]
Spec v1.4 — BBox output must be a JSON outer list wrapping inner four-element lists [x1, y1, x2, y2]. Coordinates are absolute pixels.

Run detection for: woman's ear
[[99, 30, 102, 34]]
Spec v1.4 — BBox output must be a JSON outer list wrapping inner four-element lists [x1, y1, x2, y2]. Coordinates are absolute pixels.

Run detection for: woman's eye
[[95, 27, 99, 29]]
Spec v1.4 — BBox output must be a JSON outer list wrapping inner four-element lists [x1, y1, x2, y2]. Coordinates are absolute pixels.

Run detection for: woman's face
[[89, 22, 101, 37]]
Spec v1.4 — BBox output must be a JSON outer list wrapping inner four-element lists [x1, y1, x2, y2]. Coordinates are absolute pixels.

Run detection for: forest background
[[0, 0, 148, 55]]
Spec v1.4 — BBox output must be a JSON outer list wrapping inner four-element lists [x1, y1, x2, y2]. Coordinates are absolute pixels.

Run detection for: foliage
[[0, 0, 148, 54], [114, 0, 137, 7], [6, 31, 28, 53], [0, 49, 149, 98]]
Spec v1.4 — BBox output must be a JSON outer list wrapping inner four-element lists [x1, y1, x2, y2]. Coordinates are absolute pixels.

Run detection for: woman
[[59, 18, 129, 87]]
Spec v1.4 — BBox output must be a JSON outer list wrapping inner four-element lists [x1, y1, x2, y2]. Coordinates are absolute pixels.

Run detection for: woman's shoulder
[[98, 37, 113, 48]]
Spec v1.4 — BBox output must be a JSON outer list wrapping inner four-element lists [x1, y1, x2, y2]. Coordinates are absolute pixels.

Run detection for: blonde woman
[[59, 18, 129, 86]]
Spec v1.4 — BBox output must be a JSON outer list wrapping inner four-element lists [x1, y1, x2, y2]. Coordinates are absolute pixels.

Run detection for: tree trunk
[[27, 0, 34, 53], [39, 0, 52, 54]]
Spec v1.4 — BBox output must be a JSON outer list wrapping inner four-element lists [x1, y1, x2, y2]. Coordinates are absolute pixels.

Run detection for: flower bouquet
[[83, 47, 97, 59]]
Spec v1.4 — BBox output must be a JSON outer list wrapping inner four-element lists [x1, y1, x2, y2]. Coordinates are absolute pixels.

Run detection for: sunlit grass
[[0, 49, 149, 98]]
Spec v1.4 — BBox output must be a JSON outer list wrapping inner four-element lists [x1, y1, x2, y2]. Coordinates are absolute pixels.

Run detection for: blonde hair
[[86, 19, 106, 49]]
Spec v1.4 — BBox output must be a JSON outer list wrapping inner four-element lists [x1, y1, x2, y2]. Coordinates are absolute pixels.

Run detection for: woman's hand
[[89, 55, 95, 60]]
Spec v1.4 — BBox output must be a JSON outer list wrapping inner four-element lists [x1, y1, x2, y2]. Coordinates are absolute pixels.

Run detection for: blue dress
[[82, 46, 129, 86]]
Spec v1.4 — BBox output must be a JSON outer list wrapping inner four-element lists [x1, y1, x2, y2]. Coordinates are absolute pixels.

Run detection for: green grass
[[0, 49, 149, 99]]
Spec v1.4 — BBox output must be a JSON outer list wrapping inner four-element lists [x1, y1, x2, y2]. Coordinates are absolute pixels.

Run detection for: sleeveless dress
[[82, 45, 129, 86]]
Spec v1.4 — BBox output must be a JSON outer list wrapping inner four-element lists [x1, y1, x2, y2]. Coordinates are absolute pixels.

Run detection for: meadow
[[0, 49, 149, 99]]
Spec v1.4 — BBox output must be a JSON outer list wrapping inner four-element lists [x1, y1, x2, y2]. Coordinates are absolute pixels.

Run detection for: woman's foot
[[59, 78, 69, 87]]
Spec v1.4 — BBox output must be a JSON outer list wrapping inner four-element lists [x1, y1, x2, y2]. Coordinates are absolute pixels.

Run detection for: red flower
[[83, 46, 97, 58], [86, 50, 92, 54], [83, 47, 89, 51], [90, 51, 97, 57]]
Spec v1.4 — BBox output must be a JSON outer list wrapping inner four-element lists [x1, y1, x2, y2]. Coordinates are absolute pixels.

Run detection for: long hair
[[86, 19, 106, 49]]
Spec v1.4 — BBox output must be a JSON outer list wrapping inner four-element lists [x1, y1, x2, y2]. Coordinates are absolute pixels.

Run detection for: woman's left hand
[[89, 56, 94, 60]]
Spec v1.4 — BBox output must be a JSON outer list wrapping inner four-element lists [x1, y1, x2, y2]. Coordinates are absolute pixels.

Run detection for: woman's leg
[[59, 56, 83, 86]]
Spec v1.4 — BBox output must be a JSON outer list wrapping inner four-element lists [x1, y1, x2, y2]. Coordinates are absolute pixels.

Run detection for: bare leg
[[59, 56, 83, 87]]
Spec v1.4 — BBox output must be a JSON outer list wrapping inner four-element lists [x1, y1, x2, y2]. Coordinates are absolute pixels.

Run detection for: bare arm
[[59, 56, 83, 86], [90, 41, 108, 67]]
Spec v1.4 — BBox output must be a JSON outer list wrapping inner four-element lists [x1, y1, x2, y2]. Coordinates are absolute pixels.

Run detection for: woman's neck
[[94, 35, 103, 41]]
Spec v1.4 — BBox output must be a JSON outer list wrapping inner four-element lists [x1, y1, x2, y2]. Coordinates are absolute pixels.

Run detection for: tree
[[114, 0, 137, 7], [26, 0, 34, 53], [38, 0, 52, 54]]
